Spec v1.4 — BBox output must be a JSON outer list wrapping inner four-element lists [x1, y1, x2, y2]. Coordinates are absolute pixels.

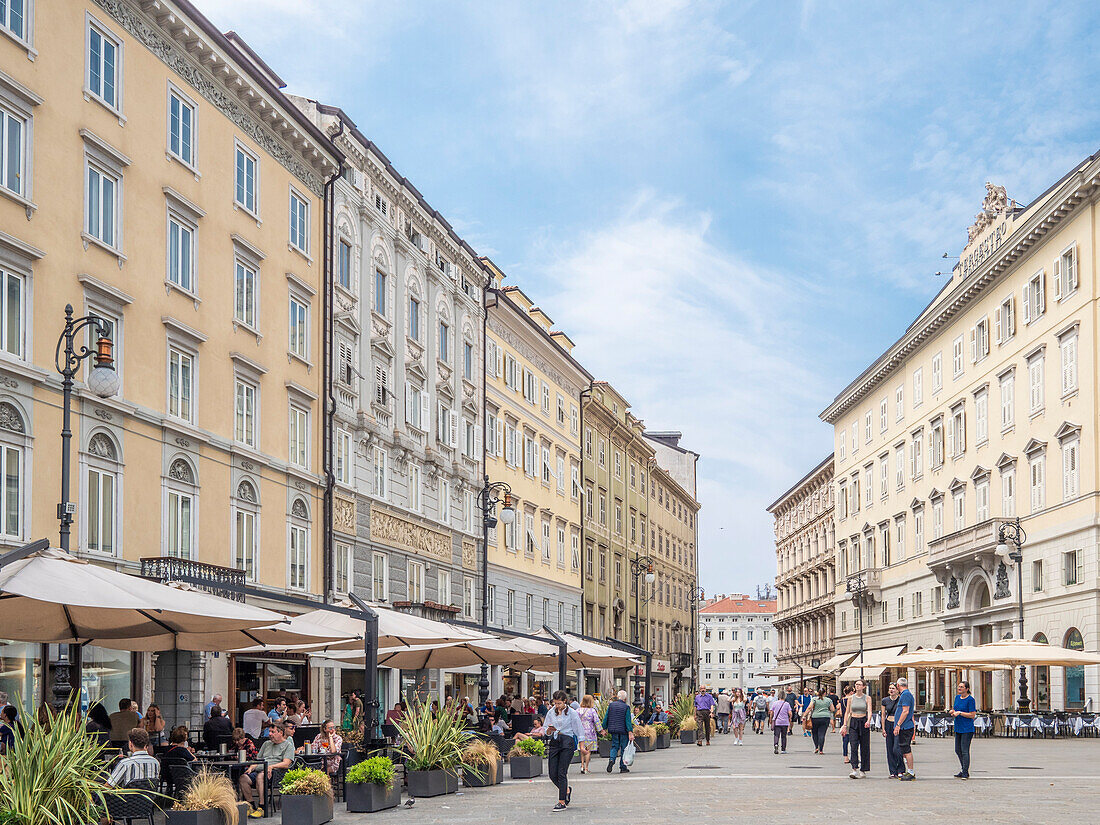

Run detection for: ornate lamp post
[[688, 585, 704, 693], [996, 517, 1029, 710], [628, 554, 655, 705], [51, 304, 120, 708], [477, 477, 515, 706], [845, 573, 870, 680]]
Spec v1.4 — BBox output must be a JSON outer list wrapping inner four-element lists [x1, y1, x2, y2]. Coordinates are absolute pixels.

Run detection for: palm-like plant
[[394, 702, 473, 773], [0, 699, 142, 825]]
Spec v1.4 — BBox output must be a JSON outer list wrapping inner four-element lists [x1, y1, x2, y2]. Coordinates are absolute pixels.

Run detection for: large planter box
[[656, 732, 671, 749], [463, 758, 504, 787], [598, 740, 611, 758], [508, 754, 543, 779], [680, 730, 697, 745], [345, 781, 401, 813], [407, 769, 457, 798], [281, 794, 333, 825], [635, 736, 654, 752], [165, 810, 224, 825]]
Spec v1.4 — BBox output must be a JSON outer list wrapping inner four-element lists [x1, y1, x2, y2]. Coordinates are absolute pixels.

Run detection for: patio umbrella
[[0, 549, 289, 650], [312, 635, 561, 670], [531, 631, 642, 669], [916, 640, 1100, 668], [757, 663, 831, 679]]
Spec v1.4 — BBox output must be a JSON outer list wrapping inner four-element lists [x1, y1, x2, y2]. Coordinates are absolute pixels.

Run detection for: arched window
[[233, 479, 259, 580], [1032, 632, 1050, 709], [287, 497, 310, 590], [1064, 628, 1085, 710], [0, 401, 26, 539], [84, 432, 120, 555], [164, 457, 196, 559]]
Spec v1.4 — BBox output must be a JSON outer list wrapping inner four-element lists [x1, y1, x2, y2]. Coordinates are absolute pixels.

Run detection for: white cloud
[[522, 190, 834, 591]]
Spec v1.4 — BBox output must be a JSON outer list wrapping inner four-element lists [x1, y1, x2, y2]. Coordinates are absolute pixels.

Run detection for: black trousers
[[696, 709, 711, 743], [548, 738, 575, 802], [848, 716, 870, 772], [954, 731, 973, 776], [811, 716, 830, 751], [884, 727, 902, 775]]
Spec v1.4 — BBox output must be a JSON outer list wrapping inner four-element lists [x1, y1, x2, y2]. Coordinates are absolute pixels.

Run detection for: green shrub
[[654, 723, 670, 735], [279, 768, 332, 797], [509, 737, 546, 758], [346, 756, 396, 788]]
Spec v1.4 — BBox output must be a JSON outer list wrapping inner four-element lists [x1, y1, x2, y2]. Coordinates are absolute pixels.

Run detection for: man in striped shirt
[[106, 728, 160, 787]]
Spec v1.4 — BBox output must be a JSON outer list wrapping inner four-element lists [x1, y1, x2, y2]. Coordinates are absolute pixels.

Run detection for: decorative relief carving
[[236, 480, 258, 503], [462, 540, 476, 570], [240, 460, 255, 471], [93, 408, 112, 421], [370, 507, 451, 561], [88, 433, 117, 460], [947, 576, 960, 610], [90, 0, 325, 196], [175, 438, 190, 448], [967, 182, 1010, 243], [291, 498, 309, 519], [169, 458, 194, 484], [294, 481, 308, 492], [0, 376, 16, 389], [0, 403, 24, 434], [487, 317, 579, 396], [334, 496, 356, 533], [994, 562, 1011, 599]]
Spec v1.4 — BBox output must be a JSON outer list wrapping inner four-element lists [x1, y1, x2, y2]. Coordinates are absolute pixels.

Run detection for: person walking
[[730, 689, 747, 745], [881, 683, 902, 777], [602, 690, 635, 773], [751, 690, 769, 734], [894, 677, 917, 781], [808, 687, 834, 754], [784, 688, 798, 736], [799, 688, 813, 737], [694, 686, 716, 747], [576, 695, 603, 774], [716, 690, 732, 735], [840, 679, 873, 778], [950, 680, 977, 779], [838, 685, 853, 764], [544, 690, 583, 813], [768, 691, 791, 754]]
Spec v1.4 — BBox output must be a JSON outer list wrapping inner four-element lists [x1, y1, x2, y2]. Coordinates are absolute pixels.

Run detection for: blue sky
[[208, 0, 1100, 595]]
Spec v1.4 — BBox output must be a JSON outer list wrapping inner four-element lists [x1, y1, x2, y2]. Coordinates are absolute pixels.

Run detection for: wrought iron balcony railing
[[141, 556, 246, 602]]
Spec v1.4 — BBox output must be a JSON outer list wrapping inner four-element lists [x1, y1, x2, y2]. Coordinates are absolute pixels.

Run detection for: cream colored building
[[768, 454, 835, 671], [822, 177, 1100, 712], [0, 0, 339, 727]]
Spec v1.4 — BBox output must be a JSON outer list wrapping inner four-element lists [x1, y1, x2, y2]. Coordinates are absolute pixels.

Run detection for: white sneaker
[[849, 770, 858, 779], [858, 771, 866, 778]]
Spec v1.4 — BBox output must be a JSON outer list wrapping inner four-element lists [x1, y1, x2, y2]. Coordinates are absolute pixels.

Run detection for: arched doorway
[[1031, 633, 1050, 710], [1064, 628, 1085, 710]]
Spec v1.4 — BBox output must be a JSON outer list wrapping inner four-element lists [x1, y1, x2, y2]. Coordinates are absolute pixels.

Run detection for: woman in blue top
[[950, 680, 978, 779]]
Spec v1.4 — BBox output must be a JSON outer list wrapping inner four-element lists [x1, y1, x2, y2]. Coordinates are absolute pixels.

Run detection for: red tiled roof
[[700, 595, 776, 615]]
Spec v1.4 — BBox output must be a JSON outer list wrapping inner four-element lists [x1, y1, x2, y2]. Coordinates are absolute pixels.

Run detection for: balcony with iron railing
[[774, 591, 834, 623], [141, 557, 246, 602]]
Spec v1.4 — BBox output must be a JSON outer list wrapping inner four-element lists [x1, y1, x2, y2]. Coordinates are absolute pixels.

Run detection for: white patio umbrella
[[531, 631, 642, 670], [757, 663, 831, 679], [313, 635, 560, 670], [0, 549, 291, 650], [911, 640, 1100, 669]]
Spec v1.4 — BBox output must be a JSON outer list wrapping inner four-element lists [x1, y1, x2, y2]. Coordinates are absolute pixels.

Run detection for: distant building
[[698, 594, 777, 692]]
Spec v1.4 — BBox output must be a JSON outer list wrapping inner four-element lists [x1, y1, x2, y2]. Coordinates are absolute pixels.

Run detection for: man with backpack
[[752, 690, 769, 734]]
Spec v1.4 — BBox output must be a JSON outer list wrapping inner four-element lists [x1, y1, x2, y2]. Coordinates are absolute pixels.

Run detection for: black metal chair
[[267, 766, 289, 814], [104, 778, 157, 825], [166, 762, 198, 800]]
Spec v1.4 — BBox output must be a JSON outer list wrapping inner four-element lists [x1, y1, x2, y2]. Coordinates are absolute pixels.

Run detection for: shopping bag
[[622, 740, 636, 767]]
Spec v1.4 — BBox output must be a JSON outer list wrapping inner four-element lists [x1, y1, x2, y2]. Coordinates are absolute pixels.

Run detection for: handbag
[[803, 713, 813, 731], [622, 740, 636, 767]]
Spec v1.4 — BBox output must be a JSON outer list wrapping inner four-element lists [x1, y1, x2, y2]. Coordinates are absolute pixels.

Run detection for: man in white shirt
[[242, 697, 267, 739], [106, 728, 160, 787]]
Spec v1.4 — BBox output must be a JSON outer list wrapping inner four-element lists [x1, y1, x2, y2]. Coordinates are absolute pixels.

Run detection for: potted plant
[[461, 740, 503, 787], [654, 723, 671, 749], [507, 737, 545, 779], [633, 724, 656, 752], [597, 732, 612, 759], [396, 703, 471, 798], [166, 768, 240, 825], [279, 768, 333, 825], [345, 756, 401, 813], [679, 714, 698, 744]]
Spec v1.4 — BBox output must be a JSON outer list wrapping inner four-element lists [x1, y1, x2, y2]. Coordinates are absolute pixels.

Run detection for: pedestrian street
[[342, 727, 1100, 825]]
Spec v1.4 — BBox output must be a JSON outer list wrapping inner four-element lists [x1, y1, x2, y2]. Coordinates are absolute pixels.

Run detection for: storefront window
[[0, 641, 42, 710], [1064, 628, 1085, 710], [81, 646, 131, 713], [1031, 633, 1050, 710]]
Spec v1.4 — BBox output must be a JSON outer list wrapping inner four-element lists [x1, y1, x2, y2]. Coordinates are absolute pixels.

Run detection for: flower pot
[[407, 768, 457, 798], [598, 740, 611, 758], [165, 810, 223, 825], [635, 736, 654, 753], [508, 754, 543, 779], [463, 758, 504, 787], [680, 730, 697, 745], [280, 793, 333, 825], [345, 781, 401, 813], [656, 732, 671, 749]]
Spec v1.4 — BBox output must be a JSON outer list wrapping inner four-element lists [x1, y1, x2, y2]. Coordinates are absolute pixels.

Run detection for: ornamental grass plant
[[394, 702, 472, 773], [172, 768, 239, 825], [461, 740, 500, 783]]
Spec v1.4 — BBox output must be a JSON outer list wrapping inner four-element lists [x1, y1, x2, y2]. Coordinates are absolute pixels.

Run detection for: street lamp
[[688, 585, 704, 693], [477, 477, 514, 706], [845, 573, 870, 680], [628, 554, 656, 705], [996, 517, 1029, 711]]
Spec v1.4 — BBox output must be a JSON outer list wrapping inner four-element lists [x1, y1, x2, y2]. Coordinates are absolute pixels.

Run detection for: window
[[996, 296, 1015, 344], [505, 589, 515, 625], [289, 189, 309, 253], [975, 388, 988, 444], [233, 480, 258, 580], [880, 398, 888, 432], [234, 380, 256, 447], [336, 429, 352, 486], [541, 519, 551, 562], [464, 341, 473, 381], [1, 0, 26, 40], [879, 455, 888, 498], [881, 602, 888, 624], [1024, 270, 1045, 323], [913, 367, 923, 407], [952, 336, 964, 378], [408, 463, 422, 511], [234, 260, 257, 329], [1060, 329, 1078, 396], [557, 394, 566, 426], [288, 514, 309, 590], [1029, 454, 1045, 512], [1001, 466, 1016, 517], [897, 597, 904, 622], [85, 162, 118, 248], [167, 348, 193, 422], [438, 321, 449, 362], [234, 144, 258, 214], [599, 491, 606, 525], [0, 101, 25, 197], [913, 590, 922, 617], [542, 382, 551, 413], [571, 465, 580, 500], [969, 318, 989, 363], [930, 417, 944, 469], [372, 552, 389, 600], [167, 88, 195, 167], [87, 19, 121, 111], [1055, 244, 1078, 300], [406, 383, 427, 431], [288, 405, 308, 468], [949, 403, 965, 458], [863, 465, 872, 507], [166, 487, 193, 559], [933, 586, 943, 612], [334, 542, 352, 594], [1062, 437, 1079, 500], [910, 432, 923, 480], [931, 497, 943, 540], [486, 585, 496, 624], [404, 297, 419, 343], [1028, 351, 1045, 414], [166, 213, 195, 293], [1032, 559, 1043, 592], [84, 434, 119, 556], [570, 406, 578, 435], [463, 576, 475, 619], [407, 560, 424, 602], [914, 507, 924, 553], [864, 412, 872, 443], [557, 524, 566, 566], [976, 477, 990, 521], [615, 500, 623, 534], [288, 297, 308, 359], [373, 447, 387, 499], [571, 532, 580, 570], [953, 488, 965, 531], [1063, 550, 1082, 586], [1000, 371, 1015, 431], [931, 352, 942, 393], [337, 239, 352, 291], [0, 269, 24, 359], [895, 385, 904, 421], [895, 516, 905, 560], [438, 479, 451, 523]]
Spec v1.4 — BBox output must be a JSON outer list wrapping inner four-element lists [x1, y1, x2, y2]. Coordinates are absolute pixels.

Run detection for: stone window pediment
[[1023, 438, 1047, 457], [970, 465, 990, 481], [948, 477, 966, 493], [996, 452, 1016, 469], [1055, 421, 1082, 443]]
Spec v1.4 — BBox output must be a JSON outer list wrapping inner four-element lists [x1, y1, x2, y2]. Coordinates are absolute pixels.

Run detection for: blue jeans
[[608, 732, 629, 767]]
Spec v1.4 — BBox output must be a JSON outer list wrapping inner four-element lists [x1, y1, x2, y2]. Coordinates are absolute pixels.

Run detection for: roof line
[[765, 453, 834, 512]]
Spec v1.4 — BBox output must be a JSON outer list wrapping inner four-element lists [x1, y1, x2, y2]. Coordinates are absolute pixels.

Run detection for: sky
[[206, 0, 1100, 596]]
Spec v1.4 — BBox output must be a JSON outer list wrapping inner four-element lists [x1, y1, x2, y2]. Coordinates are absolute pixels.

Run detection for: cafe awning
[[313, 635, 560, 670], [837, 646, 907, 682], [820, 651, 858, 672]]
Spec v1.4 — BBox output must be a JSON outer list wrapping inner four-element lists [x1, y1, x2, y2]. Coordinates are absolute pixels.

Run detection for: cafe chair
[[104, 778, 157, 825]]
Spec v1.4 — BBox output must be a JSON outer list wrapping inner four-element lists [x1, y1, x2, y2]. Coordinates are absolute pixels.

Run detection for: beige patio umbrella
[[312, 635, 561, 670], [757, 663, 831, 679], [916, 640, 1100, 669], [530, 631, 642, 670], [0, 548, 291, 650]]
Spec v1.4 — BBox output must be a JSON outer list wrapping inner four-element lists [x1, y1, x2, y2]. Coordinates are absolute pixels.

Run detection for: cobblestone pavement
[[330, 726, 1100, 825]]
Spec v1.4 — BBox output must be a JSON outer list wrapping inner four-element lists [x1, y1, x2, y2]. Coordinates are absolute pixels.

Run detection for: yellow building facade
[[0, 0, 338, 725]]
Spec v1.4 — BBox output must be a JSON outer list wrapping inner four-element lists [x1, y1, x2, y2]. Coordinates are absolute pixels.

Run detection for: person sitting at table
[[0, 705, 17, 755], [85, 702, 112, 745], [238, 723, 295, 819], [263, 698, 288, 738], [430, 700, 440, 719], [100, 728, 159, 825], [491, 715, 508, 735], [461, 702, 478, 727], [108, 698, 141, 747], [514, 716, 545, 741], [650, 703, 669, 724], [287, 700, 312, 726], [164, 726, 196, 763], [232, 727, 258, 760], [242, 698, 266, 741], [203, 706, 234, 750], [385, 702, 404, 725], [306, 719, 343, 775]]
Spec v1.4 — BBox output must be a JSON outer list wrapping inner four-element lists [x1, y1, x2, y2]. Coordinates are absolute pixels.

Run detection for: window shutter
[[497, 419, 504, 457], [474, 421, 480, 455], [1037, 272, 1045, 315], [486, 340, 495, 374], [994, 307, 1002, 343], [1008, 298, 1015, 336], [450, 407, 458, 447], [1023, 282, 1032, 324], [437, 403, 445, 442], [968, 328, 976, 363], [420, 391, 430, 432], [496, 350, 503, 378], [1053, 257, 1062, 300], [405, 382, 413, 423]]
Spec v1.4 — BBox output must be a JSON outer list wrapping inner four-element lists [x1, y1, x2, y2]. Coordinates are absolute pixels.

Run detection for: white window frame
[[1029, 453, 1045, 513], [463, 576, 475, 619], [163, 457, 197, 560], [1027, 350, 1045, 415], [234, 140, 259, 217], [895, 385, 904, 421], [1023, 270, 1045, 324], [931, 353, 942, 393], [975, 387, 988, 445], [0, 0, 29, 43], [1001, 465, 1016, 517], [82, 432, 120, 557], [287, 508, 310, 591], [334, 541, 352, 595], [0, 98, 29, 200], [289, 186, 310, 256], [233, 257, 258, 331], [166, 82, 197, 170], [952, 336, 964, 378], [166, 208, 196, 295], [406, 560, 424, 603], [232, 479, 259, 581], [913, 367, 923, 408], [408, 462, 422, 512], [1062, 436, 1080, 501], [85, 14, 123, 116], [288, 403, 309, 469], [372, 551, 389, 601], [1059, 326, 1079, 397], [167, 345, 194, 423], [373, 447, 387, 500], [234, 378, 257, 448], [335, 428, 352, 487]]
